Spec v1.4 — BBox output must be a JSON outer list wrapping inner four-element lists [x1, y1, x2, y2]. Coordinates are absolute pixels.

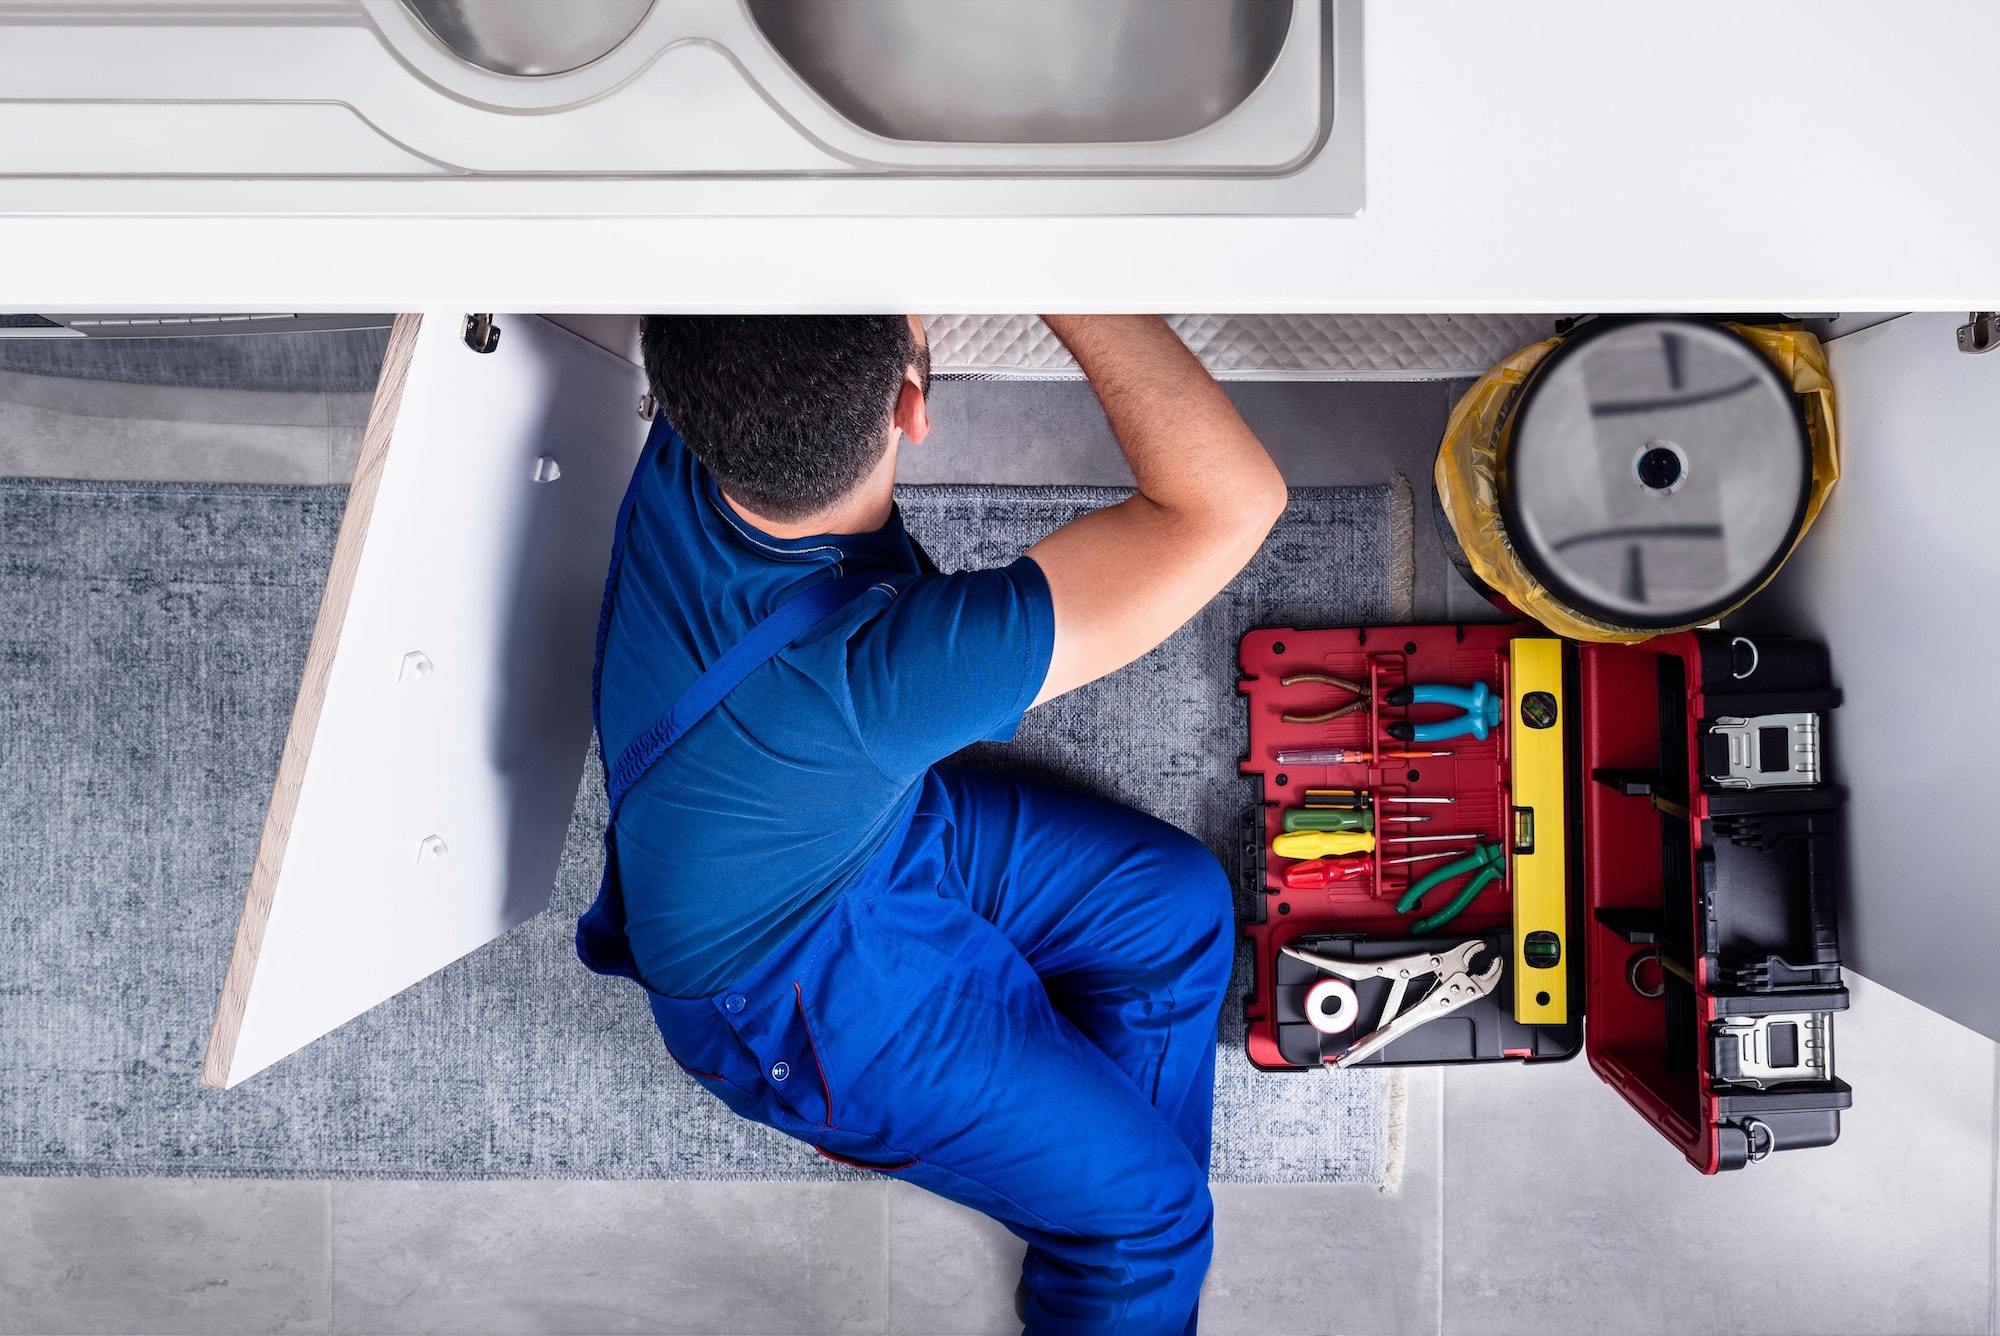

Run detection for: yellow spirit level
[[1508, 638, 1569, 1024]]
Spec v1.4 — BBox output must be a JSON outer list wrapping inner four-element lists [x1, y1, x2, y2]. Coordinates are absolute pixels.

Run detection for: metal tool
[[1388, 848, 1473, 865], [1282, 808, 1430, 834], [1274, 748, 1453, 765], [1383, 682, 1502, 743], [1303, 788, 1454, 808], [1280, 939, 1504, 1067], [1395, 842, 1505, 933], [1278, 672, 1369, 725]]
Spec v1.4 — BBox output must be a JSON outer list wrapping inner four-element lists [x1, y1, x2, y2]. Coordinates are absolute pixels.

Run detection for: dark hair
[[640, 315, 927, 523]]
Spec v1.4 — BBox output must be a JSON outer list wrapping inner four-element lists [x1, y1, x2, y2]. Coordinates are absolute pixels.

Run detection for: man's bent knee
[[1144, 829, 1236, 989]]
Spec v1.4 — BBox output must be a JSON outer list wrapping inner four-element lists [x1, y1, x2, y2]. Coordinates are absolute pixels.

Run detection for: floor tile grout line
[[326, 1179, 335, 1335], [880, 1179, 892, 1336], [1434, 1071, 1445, 1336], [1989, 1050, 1998, 1336]]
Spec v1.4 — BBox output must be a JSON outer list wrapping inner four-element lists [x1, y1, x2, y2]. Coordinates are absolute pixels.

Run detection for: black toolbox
[[1238, 624, 1852, 1172]]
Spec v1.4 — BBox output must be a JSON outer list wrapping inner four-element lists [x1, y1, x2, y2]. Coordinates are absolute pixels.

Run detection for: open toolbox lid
[[1236, 623, 1852, 1173]]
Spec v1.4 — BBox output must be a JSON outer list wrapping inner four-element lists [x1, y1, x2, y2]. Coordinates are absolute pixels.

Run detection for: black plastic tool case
[[1238, 624, 1852, 1173]]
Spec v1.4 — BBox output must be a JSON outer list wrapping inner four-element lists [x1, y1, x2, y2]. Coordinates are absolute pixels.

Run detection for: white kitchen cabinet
[[4, 5, 1998, 313], [201, 308, 2000, 1080]]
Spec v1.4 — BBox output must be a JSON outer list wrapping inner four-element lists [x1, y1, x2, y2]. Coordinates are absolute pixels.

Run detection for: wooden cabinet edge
[[199, 313, 422, 1090]]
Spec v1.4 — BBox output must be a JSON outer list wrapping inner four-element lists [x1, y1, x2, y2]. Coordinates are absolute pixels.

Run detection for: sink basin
[[401, 0, 657, 77], [0, 0, 1362, 215], [745, 0, 1292, 144]]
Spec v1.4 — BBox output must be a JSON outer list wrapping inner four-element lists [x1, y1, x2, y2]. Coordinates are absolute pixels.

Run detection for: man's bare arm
[[1028, 315, 1288, 707]]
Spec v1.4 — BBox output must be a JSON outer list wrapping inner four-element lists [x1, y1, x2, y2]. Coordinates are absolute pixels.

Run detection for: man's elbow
[[1258, 471, 1290, 529], [1167, 466, 1287, 554], [1230, 469, 1289, 540]]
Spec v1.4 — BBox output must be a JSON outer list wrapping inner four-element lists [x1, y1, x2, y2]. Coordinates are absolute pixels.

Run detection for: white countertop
[[5, 1, 1997, 312]]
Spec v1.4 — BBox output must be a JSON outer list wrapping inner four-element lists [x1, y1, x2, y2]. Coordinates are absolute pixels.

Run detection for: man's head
[[641, 315, 930, 525]]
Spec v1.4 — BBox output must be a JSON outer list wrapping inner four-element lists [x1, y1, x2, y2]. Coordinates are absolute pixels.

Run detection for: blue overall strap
[[604, 569, 881, 819], [577, 412, 886, 983], [577, 569, 882, 982]]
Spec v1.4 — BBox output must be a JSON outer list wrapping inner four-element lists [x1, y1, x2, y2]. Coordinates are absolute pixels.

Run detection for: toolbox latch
[[1711, 1012, 1834, 1089], [1703, 713, 1821, 789]]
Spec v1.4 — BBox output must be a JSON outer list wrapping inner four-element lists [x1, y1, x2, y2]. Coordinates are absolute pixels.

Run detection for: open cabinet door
[[201, 314, 649, 1088]]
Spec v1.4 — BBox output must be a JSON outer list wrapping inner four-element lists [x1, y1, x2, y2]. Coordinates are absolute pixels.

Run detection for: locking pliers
[[1281, 939, 1504, 1068]]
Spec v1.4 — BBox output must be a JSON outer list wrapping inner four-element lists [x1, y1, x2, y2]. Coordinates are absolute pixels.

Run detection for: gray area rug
[[0, 478, 1406, 1182], [0, 328, 392, 394]]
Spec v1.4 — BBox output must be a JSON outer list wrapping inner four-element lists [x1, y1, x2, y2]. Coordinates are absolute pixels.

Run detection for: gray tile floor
[[4, 370, 1995, 1336]]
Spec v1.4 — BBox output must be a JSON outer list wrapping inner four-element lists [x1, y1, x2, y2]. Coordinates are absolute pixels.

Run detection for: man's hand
[[1027, 315, 1287, 707]]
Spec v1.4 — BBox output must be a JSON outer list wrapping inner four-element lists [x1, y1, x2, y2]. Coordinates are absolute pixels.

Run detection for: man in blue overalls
[[581, 314, 1286, 1334]]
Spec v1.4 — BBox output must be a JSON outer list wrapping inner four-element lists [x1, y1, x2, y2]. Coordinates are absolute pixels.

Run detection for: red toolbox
[[1238, 623, 1851, 1173]]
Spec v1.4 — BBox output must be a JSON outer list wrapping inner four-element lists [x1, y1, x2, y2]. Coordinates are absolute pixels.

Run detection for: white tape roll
[[1304, 978, 1360, 1035]]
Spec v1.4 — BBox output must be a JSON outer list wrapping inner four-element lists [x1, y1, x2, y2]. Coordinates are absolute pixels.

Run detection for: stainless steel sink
[[0, 0, 1362, 216], [745, 0, 1292, 144]]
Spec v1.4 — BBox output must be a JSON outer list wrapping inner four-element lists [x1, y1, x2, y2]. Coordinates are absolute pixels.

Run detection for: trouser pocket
[[720, 892, 970, 1167], [667, 987, 922, 1170], [812, 1128, 921, 1173], [733, 982, 836, 1131]]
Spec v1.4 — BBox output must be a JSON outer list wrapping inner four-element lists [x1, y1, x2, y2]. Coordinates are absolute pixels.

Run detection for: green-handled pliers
[[1396, 842, 1505, 933]]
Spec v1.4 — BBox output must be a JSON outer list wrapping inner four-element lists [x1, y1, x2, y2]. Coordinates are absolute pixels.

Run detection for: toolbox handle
[[1596, 907, 1664, 946], [1591, 768, 1657, 797]]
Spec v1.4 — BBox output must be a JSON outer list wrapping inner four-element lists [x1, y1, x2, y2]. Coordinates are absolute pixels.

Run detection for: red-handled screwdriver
[[1280, 847, 1479, 890]]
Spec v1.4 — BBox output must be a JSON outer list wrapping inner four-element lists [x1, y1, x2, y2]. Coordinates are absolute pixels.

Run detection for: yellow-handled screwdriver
[[1272, 830, 1476, 859]]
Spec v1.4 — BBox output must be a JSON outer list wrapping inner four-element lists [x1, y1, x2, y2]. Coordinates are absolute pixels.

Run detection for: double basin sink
[[0, 0, 1360, 215]]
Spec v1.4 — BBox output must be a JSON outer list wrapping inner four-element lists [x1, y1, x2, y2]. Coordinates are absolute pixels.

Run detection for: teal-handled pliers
[[1396, 841, 1505, 933], [1384, 681, 1502, 743]]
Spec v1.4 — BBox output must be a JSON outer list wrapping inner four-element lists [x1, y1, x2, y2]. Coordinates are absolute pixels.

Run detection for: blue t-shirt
[[597, 427, 1055, 998]]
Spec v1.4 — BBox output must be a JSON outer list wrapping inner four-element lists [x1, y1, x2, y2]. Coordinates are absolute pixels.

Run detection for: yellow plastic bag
[[1432, 324, 1840, 644]]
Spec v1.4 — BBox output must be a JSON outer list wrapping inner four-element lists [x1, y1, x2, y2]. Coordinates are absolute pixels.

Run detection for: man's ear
[[893, 373, 930, 446]]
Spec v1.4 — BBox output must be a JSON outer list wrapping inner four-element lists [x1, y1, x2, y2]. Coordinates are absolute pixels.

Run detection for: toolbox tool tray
[[1238, 624, 1852, 1173]]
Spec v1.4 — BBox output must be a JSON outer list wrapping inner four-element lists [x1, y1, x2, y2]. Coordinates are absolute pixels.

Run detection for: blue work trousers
[[640, 764, 1235, 1335]]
